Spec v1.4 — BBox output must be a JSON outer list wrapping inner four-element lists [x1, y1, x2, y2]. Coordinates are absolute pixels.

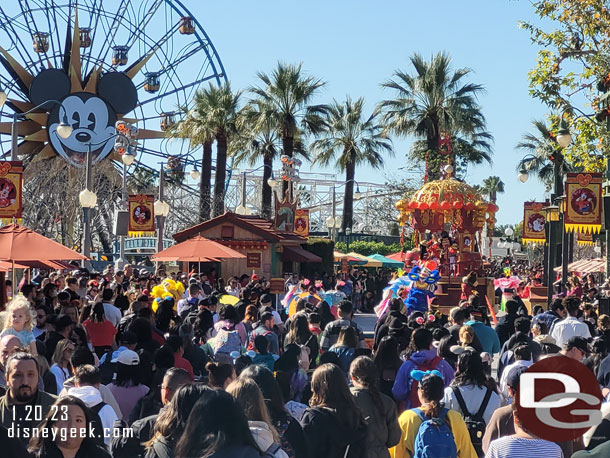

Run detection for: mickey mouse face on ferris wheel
[[29, 68, 138, 167]]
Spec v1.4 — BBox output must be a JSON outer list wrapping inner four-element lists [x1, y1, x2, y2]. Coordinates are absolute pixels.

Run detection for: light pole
[[235, 165, 278, 217], [519, 118, 571, 304], [79, 145, 96, 267], [80, 132, 133, 267], [346, 227, 352, 252], [154, 165, 170, 255], [9, 99, 72, 160], [116, 150, 135, 269]]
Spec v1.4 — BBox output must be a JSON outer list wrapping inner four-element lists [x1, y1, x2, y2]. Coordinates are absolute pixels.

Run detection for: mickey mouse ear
[[97, 72, 138, 114], [29, 69, 71, 107]]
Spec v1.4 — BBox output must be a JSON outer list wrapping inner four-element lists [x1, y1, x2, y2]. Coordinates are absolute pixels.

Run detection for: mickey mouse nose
[[75, 132, 91, 143]]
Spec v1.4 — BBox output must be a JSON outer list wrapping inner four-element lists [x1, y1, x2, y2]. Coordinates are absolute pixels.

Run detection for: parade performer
[[405, 261, 441, 315], [150, 277, 185, 312]]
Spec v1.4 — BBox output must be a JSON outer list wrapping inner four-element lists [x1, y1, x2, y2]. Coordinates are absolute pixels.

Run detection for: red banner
[[128, 194, 155, 234], [522, 202, 546, 245], [576, 232, 594, 246], [0, 161, 23, 219], [294, 209, 310, 238], [564, 173, 602, 234]]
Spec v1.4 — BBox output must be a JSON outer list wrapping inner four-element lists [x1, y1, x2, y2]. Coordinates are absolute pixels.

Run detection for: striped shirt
[[485, 436, 563, 458]]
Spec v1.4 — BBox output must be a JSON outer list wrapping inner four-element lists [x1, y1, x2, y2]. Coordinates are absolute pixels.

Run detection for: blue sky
[[191, 0, 550, 225]]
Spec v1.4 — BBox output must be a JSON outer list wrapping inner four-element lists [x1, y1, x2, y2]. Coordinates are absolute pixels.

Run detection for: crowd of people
[[0, 264, 609, 457]]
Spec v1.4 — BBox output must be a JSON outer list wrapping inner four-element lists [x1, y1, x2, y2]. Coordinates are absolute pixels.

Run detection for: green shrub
[[335, 240, 410, 256]]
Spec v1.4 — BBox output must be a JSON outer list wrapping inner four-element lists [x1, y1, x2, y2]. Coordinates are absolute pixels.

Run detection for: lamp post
[[519, 116, 571, 303], [154, 165, 170, 255], [116, 151, 135, 270], [79, 145, 96, 267], [80, 132, 133, 267], [9, 100, 72, 160], [346, 227, 352, 252]]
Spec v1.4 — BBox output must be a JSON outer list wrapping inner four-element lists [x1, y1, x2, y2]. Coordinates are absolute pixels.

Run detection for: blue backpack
[[411, 408, 457, 458]]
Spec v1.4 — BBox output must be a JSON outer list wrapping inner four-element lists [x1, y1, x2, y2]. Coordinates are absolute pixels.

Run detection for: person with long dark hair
[[373, 336, 402, 400], [240, 365, 308, 458], [28, 396, 111, 458], [301, 363, 368, 458], [82, 302, 117, 358], [392, 328, 454, 411], [144, 384, 209, 458], [107, 349, 149, 420], [350, 356, 400, 458], [443, 351, 501, 456], [155, 298, 176, 334], [284, 313, 318, 367], [173, 389, 262, 458], [390, 372, 475, 458]]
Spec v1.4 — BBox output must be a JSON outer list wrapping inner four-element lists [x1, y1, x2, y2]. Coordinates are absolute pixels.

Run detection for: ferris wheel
[[0, 0, 226, 170]]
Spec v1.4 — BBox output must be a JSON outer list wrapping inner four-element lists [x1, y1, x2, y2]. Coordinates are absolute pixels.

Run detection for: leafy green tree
[[481, 176, 505, 203], [311, 97, 393, 231], [169, 106, 215, 221], [188, 83, 242, 217], [521, 0, 610, 172], [249, 62, 327, 198], [378, 52, 493, 180], [516, 119, 572, 192]]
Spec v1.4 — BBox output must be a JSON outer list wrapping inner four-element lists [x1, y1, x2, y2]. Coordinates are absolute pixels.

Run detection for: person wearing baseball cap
[[107, 349, 149, 419], [100, 331, 138, 365], [561, 336, 590, 361]]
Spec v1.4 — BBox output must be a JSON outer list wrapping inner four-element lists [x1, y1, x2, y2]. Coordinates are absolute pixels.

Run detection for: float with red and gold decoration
[[395, 174, 497, 276]]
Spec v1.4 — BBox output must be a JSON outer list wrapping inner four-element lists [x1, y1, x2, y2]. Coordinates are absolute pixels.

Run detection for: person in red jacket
[[165, 334, 194, 380]]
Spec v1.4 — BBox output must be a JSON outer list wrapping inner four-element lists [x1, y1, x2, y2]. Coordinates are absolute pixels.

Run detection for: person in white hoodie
[[227, 378, 289, 458], [66, 364, 118, 446]]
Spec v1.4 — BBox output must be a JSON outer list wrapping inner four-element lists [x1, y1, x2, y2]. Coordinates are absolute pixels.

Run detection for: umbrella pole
[[198, 258, 200, 275], [11, 260, 15, 298]]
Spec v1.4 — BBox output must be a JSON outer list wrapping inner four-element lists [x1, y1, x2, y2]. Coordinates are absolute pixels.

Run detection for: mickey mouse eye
[[87, 112, 96, 131], [71, 112, 80, 129]]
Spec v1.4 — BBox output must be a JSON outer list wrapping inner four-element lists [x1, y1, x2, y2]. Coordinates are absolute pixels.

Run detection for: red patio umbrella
[[152, 236, 246, 268], [0, 224, 87, 291]]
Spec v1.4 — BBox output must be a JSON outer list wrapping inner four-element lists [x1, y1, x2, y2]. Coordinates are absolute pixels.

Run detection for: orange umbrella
[[0, 261, 28, 272], [0, 224, 87, 262], [152, 235, 246, 262]]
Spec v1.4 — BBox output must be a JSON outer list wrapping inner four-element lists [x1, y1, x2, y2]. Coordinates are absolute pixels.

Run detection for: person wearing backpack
[[251, 312, 280, 355], [67, 364, 118, 446], [390, 371, 476, 458], [393, 328, 455, 411], [441, 351, 500, 457]]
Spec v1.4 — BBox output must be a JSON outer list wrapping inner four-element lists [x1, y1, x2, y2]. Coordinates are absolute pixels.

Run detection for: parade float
[[392, 168, 498, 313]]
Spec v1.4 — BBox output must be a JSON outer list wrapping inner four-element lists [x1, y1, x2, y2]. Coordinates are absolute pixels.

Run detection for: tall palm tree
[[311, 97, 393, 231], [190, 83, 242, 217], [249, 62, 327, 198], [481, 176, 505, 203], [516, 119, 571, 193], [235, 101, 306, 219], [169, 107, 215, 221], [378, 52, 493, 180]]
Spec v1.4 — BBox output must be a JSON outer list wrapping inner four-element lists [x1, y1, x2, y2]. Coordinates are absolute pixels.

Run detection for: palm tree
[[311, 97, 393, 231], [235, 101, 306, 219], [169, 107, 215, 221], [249, 62, 327, 198], [516, 119, 571, 193], [481, 176, 505, 203], [189, 83, 242, 217], [378, 52, 493, 180]]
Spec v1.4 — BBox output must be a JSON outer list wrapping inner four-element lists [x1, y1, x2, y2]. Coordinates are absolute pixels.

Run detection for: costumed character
[[322, 280, 347, 317], [150, 278, 185, 312], [448, 243, 459, 276], [426, 235, 441, 263], [493, 271, 520, 312], [374, 271, 410, 321], [405, 261, 441, 315]]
